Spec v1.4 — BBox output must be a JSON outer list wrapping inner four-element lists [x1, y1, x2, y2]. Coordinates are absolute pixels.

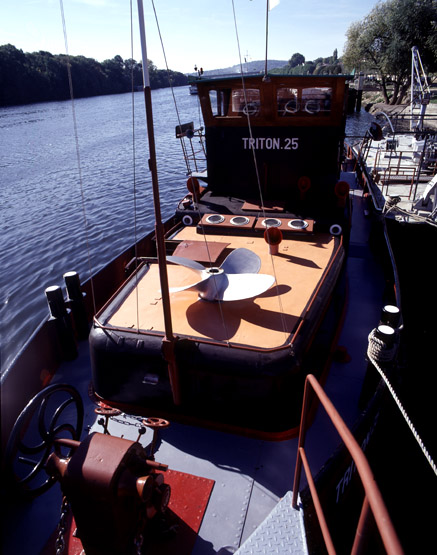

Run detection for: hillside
[[194, 59, 288, 76]]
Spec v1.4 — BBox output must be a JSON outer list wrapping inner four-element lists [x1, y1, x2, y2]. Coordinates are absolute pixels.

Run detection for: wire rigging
[[231, 0, 289, 341], [150, 0, 232, 342], [59, 0, 97, 316], [130, 0, 141, 333]]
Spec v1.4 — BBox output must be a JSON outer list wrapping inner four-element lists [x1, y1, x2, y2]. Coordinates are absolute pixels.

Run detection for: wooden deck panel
[[108, 228, 337, 349]]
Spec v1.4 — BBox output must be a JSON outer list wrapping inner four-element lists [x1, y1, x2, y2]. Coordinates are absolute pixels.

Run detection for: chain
[[133, 511, 147, 555], [134, 531, 144, 555], [111, 414, 146, 428], [55, 495, 70, 555]]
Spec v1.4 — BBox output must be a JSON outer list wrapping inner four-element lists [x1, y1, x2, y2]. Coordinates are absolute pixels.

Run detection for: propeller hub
[[205, 267, 223, 276]]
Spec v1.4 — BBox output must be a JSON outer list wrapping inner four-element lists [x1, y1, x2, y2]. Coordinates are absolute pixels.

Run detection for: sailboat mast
[[136, 0, 180, 404]]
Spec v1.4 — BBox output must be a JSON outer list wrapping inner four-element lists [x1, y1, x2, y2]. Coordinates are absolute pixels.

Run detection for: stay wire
[[59, 0, 97, 316], [150, 0, 185, 151], [150, 4, 205, 178], [130, 0, 141, 333], [150, 0, 231, 343], [231, 0, 289, 342]]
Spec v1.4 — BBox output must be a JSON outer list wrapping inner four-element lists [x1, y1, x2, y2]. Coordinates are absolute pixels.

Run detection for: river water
[[0, 88, 373, 373]]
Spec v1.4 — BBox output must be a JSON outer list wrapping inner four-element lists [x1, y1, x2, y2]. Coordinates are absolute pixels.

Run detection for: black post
[[45, 285, 77, 360], [64, 271, 89, 340]]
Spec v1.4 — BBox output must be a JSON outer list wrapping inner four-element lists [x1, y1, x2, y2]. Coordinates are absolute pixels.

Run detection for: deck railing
[[292, 374, 403, 554], [175, 122, 207, 176], [371, 147, 436, 200]]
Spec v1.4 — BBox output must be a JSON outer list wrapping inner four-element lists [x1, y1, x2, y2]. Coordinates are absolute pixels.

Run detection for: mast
[[264, 0, 269, 78], [137, 0, 181, 405], [264, 0, 280, 79]]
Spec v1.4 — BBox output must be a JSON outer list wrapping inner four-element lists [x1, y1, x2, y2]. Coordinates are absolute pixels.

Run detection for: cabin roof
[[104, 228, 341, 350]]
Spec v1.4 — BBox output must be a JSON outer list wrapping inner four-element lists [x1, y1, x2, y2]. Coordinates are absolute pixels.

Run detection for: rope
[[150, 0, 185, 147], [384, 202, 437, 228], [151, 0, 290, 343], [367, 330, 437, 477], [367, 328, 398, 364], [59, 0, 97, 316], [130, 0, 140, 333], [150, 0, 231, 342], [231, 0, 289, 342]]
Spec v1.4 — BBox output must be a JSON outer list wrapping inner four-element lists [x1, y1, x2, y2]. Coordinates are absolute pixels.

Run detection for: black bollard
[[359, 311, 400, 410], [45, 285, 78, 361], [379, 305, 401, 329], [64, 271, 89, 340]]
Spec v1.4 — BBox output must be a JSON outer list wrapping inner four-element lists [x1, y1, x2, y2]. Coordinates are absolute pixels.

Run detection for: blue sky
[[1, 0, 380, 73]]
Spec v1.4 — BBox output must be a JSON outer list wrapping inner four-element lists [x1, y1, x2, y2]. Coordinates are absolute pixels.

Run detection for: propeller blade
[[167, 256, 206, 271], [220, 248, 261, 274], [169, 278, 208, 294], [168, 248, 274, 302], [218, 273, 275, 301]]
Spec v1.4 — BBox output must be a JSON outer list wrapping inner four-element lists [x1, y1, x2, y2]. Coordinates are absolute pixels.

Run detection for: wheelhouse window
[[277, 87, 299, 116], [209, 89, 231, 117], [302, 87, 332, 115], [231, 88, 260, 116], [277, 86, 332, 116]]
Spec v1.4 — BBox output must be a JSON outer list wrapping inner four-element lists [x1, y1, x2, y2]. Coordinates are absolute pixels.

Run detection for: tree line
[[0, 44, 188, 107], [271, 49, 343, 76]]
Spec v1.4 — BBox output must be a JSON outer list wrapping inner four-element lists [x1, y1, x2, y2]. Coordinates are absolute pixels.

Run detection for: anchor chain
[[55, 495, 70, 555], [111, 415, 146, 428], [133, 510, 148, 555], [93, 408, 170, 460], [134, 530, 144, 555]]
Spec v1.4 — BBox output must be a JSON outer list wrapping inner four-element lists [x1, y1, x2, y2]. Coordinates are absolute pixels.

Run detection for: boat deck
[[106, 230, 338, 349], [362, 134, 437, 214], [2, 172, 389, 554]]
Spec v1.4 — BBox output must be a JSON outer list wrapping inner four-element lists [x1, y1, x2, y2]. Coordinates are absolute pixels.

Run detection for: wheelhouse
[[195, 74, 349, 224]]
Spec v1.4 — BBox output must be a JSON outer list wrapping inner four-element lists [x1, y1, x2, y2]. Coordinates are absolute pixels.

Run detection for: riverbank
[[366, 101, 437, 130]]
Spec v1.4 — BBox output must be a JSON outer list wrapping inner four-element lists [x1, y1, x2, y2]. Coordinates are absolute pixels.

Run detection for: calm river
[[0, 87, 373, 373]]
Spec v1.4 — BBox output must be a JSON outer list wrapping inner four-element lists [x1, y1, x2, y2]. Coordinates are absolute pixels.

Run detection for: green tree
[[343, 0, 437, 104], [0, 44, 30, 104], [288, 52, 305, 68]]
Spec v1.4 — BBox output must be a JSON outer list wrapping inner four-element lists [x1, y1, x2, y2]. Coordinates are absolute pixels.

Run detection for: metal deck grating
[[234, 492, 308, 554]]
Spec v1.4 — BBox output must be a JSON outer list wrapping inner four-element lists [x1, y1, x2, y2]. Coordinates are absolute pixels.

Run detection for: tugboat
[[89, 73, 351, 436], [2, 2, 410, 554]]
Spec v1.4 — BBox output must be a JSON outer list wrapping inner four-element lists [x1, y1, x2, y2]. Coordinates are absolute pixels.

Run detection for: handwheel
[[5, 384, 84, 497]]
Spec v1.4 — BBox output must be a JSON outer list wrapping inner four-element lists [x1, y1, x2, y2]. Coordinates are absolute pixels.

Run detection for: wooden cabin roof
[[107, 228, 341, 350]]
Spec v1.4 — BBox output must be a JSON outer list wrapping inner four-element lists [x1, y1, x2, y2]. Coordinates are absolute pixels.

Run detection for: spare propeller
[[167, 248, 275, 302]]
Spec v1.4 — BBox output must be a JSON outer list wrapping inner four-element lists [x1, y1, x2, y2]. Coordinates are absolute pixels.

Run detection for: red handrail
[[292, 374, 403, 554]]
